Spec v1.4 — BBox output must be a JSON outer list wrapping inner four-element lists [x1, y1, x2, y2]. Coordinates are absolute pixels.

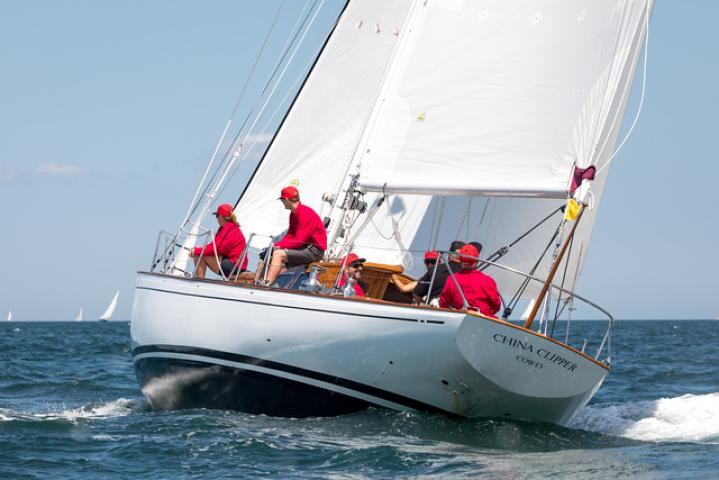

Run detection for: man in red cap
[[337, 252, 366, 297], [189, 203, 248, 279], [391, 250, 440, 304], [439, 244, 501, 316], [391, 241, 465, 305], [261, 186, 327, 285]]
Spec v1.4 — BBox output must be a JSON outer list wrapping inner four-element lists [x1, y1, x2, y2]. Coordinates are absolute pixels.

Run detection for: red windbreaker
[[193, 222, 248, 271], [439, 269, 501, 317], [276, 203, 327, 251], [338, 275, 366, 297]]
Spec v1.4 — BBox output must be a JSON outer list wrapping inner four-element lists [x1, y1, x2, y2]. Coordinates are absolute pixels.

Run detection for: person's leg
[[195, 256, 221, 278], [193, 256, 205, 278], [266, 249, 288, 284]]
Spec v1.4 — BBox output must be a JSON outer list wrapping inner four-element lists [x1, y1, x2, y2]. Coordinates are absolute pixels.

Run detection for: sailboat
[[99, 292, 119, 322], [75, 307, 84, 322], [131, 1, 653, 425], [6, 310, 11, 321]]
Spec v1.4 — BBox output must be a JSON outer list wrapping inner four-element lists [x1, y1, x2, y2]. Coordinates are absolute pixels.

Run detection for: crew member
[[189, 203, 248, 279], [439, 244, 501, 316], [337, 252, 366, 297], [262, 186, 327, 285], [391, 241, 465, 305]]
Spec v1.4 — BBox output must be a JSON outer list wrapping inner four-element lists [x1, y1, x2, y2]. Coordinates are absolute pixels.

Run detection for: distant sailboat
[[75, 307, 84, 322], [99, 291, 119, 321], [6, 310, 11, 321]]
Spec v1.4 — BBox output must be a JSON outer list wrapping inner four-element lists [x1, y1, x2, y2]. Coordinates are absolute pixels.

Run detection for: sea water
[[1, 321, 717, 479]]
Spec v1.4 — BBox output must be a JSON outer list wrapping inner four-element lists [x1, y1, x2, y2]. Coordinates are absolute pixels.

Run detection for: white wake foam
[[571, 392, 719, 444], [0, 398, 141, 423]]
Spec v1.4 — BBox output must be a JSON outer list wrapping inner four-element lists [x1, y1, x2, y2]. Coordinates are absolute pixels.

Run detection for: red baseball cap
[[424, 250, 439, 260], [278, 186, 300, 200], [213, 203, 234, 217], [458, 244, 479, 265], [342, 253, 366, 266]]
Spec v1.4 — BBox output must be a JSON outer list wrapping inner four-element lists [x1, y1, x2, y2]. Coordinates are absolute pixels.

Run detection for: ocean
[[1, 320, 717, 479]]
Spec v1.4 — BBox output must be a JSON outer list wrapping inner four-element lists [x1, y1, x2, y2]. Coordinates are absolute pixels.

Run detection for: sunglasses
[[350, 262, 364, 269]]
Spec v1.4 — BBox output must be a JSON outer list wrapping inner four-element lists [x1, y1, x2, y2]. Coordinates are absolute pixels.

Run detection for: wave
[[0, 398, 146, 423], [571, 392, 719, 444]]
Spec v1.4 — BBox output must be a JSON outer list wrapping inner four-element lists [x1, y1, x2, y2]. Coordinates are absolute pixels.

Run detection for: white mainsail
[[75, 307, 84, 322], [235, 0, 650, 296], [357, 1, 650, 197], [99, 292, 119, 321], [6, 310, 11, 321]]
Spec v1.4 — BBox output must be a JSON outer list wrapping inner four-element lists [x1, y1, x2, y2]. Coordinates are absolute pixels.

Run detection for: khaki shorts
[[284, 244, 324, 267]]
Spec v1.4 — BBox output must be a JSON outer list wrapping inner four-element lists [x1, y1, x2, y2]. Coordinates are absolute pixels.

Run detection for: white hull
[[131, 272, 608, 425]]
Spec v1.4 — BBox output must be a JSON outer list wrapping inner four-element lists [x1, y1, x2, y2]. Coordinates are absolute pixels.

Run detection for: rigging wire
[[431, 197, 446, 250], [215, 0, 323, 191], [427, 200, 439, 250], [181, 1, 289, 228], [213, 46, 319, 201], [201, 0, 328, 214], [550, 234, 575, 337], [596, 5, 651, 175], [197, 0, 316, 208], [502, 220, 564, 319], [479, 205, 563, 271], [261, 0, 319, 95]]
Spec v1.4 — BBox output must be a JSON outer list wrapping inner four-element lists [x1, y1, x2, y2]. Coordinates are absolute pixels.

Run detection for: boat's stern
[[453, 315, 609, 425]]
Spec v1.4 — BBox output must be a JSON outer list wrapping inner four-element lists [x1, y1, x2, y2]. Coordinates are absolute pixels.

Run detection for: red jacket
[[338, 275, 366, 297], [193, 222, 248, 271], [276, 203, 327, 251], [439, 269, 501, 317]]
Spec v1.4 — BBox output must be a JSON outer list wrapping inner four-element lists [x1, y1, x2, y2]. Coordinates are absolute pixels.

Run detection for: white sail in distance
[[6, 310, 11, 321], [75, 307, 83, 322], [99, 292, 119, 321]]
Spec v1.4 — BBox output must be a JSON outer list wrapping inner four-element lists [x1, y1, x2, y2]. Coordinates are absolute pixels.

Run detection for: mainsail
[[235, 0, 651, 297]]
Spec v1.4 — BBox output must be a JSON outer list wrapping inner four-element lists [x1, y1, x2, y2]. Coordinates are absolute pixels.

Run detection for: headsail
[[235, 0, 429, 258]]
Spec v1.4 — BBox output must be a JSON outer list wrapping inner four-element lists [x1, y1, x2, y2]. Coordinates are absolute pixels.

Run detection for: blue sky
[[0, 1, 716, 320]]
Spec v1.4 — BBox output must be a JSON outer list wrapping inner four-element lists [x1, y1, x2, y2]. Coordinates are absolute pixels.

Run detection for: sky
[[0, 1, 716, 321]]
